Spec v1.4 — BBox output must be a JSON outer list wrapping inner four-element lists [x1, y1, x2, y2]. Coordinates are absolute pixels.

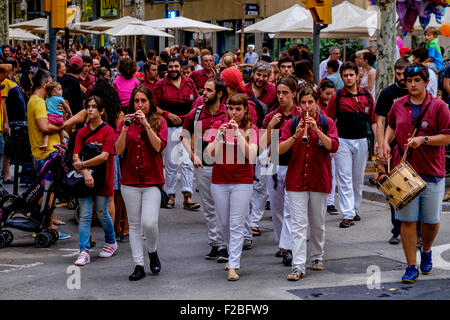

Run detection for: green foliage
[[283, 38, 364, 61]]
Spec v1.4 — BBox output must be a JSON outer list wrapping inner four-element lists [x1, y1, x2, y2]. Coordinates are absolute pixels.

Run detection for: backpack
[[248, 97, 269, 128], [290, 114, 329, 136]]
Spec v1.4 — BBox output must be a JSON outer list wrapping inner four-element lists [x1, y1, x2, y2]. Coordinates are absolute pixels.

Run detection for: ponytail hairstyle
[[128, 85, 161, 131]]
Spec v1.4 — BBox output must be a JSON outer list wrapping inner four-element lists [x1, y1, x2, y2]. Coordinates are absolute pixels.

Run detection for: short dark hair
[[168, 56, 182, 66], [5, 57, 18, 69], [159, 51, 169, 63], [278, 56, 295, 68], [411, 47, 428, 63], [340, 62, 359, 76], [319, 78, 336, 92], [327, 59, 339, 72], [82, 55, 93, 64], [404, 63, 429, 82], [143, 61, 157, 73], [206, 77, 227, 99], [362, 51, 376, 66], [31, 69, 52, 92], [298, 83, 318, 102], [276, 76, 298, 94], [147, 49, 156, 60], [394, 58, 410, 70]]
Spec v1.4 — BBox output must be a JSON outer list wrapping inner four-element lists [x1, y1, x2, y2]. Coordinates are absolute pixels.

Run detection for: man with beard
[[153, 57, 200, 211], [327, 62, 377, 228], [20, 47, 48, 95], [190, 55, 216, 94], [79, 56, 95, 95], [375, 58, 412, 244], [181, 78, 228, 261], [142, 61, 158, 93], [244, 61, 277, 240]]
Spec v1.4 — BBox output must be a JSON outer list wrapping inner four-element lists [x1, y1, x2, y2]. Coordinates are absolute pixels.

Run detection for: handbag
[[63, 123, 108, 197]]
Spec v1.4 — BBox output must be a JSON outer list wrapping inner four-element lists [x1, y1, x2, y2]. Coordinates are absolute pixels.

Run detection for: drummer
[[382, 63, 450, 283]]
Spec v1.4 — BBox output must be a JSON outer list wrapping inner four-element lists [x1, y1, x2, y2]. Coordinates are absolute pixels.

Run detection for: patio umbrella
[[8, 28, 41, 41], [87, 16, 143, 31], [239, 4, 312, 34], [145, 16, 231, 33], [10, 18, 48, 30]]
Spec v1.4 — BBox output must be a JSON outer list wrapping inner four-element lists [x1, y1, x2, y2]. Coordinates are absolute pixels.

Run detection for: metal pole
[[48, 14, 57, 80], [313, 22, 320, 84]]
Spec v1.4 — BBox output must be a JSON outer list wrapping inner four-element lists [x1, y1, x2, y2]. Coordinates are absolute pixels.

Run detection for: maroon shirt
[[206, 121, 259, 184], [388, 93, 450, 178], [280, 113, 339, 193], [153, 75, 199, 127], [244, 81, 278, 112], [190, 69, 216, 91], [327, 86, 376, 139], [181, 102, 228, 167], [143, 79, 157, 93], [262, 105, 302, 166], [79, 74, 95, 90], [116, 118, 168, 187], [73, 124, 116, 197]]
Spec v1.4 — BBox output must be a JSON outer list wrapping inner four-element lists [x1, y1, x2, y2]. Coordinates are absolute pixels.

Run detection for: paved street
[[1, 181, 450, 300]]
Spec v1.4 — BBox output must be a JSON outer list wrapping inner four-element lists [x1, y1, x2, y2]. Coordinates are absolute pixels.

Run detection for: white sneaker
[[98, 241, 118, 258], [74, 250, 90, 266]]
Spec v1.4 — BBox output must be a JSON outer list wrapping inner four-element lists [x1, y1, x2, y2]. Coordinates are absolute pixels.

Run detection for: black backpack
[[248, 97, 269, 128], [290, 114, 329, 136]]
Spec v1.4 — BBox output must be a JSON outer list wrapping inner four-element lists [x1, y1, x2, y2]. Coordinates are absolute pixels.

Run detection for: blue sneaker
[[420, 250, 432, 275], [58, 232, 71, 240], [402, 265, 419, 283]]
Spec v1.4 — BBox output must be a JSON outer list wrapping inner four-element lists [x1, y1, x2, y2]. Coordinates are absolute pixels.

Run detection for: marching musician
[[383, 63, 450, 283]]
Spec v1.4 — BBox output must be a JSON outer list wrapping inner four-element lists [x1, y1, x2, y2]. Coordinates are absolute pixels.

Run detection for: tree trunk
[[0, 0, 8, 45], [135, 0, 145, 20], [375, 0, 396, 100]]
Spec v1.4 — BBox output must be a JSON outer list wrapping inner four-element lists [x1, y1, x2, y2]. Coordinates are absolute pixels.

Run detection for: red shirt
[[244, 81, 278, 112], [73, 123, 116, 197], [262, 105, 302, 166], [153, 75, 199, 127], [206, 121, 259, 184], [79, 74, 95, 90], [280, 113, 339, 193], [388, 93, 450, 178], [189, 69, 216, 91], [116, 118, 168, 187], [327, 86, 376, 139], [182, 102, 228, 167], [143, 79, 157, 93]]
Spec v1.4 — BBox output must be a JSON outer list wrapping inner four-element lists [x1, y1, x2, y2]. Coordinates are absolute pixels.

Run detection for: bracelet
[[292, 136, 297, 141], [163, 111, 170, 119], [81, 161, 84, 169]]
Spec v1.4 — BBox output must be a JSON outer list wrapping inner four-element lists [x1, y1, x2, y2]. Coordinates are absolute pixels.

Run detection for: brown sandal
[[183, 194, 200, 211], [166, 194, 175, 209]]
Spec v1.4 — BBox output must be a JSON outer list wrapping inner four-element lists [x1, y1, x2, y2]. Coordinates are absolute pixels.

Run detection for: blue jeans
[[78, 195, 115, 252]]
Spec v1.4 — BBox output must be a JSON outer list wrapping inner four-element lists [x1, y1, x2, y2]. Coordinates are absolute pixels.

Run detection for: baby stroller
[[0, 145, 69, 248]]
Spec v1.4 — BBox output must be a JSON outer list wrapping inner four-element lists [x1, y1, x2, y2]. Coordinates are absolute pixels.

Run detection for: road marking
[[416, 243, 450, 271], [0, 262, 43, 273]]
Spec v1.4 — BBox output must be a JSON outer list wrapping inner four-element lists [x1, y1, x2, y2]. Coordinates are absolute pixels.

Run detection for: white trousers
[[121, 185, 161, 266], [326, 156, 337, 206], [249, 152, 269, 227], [287, 191, 327, 274], [334, 138, 368, 220], [266, 165, 291, 250], [164, 126, 194, 195], [195, 166, 224, 247], [211, 183, 253, 269]]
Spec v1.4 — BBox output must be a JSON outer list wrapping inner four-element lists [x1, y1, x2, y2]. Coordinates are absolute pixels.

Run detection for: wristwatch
[[423, 136, 429, 145]]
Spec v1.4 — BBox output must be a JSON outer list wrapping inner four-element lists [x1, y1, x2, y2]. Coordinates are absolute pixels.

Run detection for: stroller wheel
[[0, 234, 5, 249], [67, 199, 77, 210], [48, 229, 59, 244], [1, 230, 13, 246], [34, 232, 51, 248], [74, 206, 80, 224]]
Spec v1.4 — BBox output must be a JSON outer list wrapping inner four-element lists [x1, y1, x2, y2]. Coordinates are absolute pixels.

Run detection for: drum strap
[[396, 101, 432, 158]]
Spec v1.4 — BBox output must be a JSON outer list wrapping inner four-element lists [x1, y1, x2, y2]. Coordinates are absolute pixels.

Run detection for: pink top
[[113, 76, 141, 109]]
